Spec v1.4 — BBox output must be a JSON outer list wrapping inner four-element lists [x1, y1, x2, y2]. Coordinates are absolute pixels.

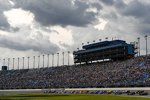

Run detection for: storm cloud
[[12, 0, 102, 27], [115, 0, 150, 34], [101, 0, 114, 5], [0, 33, 60, 54], [0, 0, 149, 57], [0, 0, 12, 30]]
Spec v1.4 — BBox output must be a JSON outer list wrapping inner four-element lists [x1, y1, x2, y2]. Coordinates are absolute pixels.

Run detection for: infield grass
[[0, 94, 150, 100]]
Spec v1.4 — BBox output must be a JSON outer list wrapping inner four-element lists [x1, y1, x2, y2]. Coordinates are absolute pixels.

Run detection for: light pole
[[68, 51, 70, 66], [135, 41, 138, 57], [145, 35, 148, 56], [13, 58, 15, 70], [27, 57, 30, 69], [62, 52, 64, 66], [22, 57, 24, 69], [137, 37, 140, 56], [3, 59, 5, 66], [47, 54, 49, 67], [57, 53, 59, 66], [18, 57, 19, 70], [33, 56, 35, 69], [8, 58, 10, 70], [43, 55, 45, 68], [38, 56, 40, 68], [52, 54, 54, 67]]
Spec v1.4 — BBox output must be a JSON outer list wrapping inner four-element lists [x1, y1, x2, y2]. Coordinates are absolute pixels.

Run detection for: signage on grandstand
[[2, 66, 7, 71]]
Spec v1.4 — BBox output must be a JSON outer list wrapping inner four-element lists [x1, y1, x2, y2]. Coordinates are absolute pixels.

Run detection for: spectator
[[0, 55, 149, 89]]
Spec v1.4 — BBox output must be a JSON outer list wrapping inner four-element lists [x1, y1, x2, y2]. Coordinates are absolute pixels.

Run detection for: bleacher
[[0, 55, 149, 89]]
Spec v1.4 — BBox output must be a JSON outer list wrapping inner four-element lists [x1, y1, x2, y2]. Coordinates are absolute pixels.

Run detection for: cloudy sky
[[0, 0, 150, 68]]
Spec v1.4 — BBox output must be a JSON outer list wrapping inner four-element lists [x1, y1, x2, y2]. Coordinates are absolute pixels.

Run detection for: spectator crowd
[[0, 55, 150, 89]]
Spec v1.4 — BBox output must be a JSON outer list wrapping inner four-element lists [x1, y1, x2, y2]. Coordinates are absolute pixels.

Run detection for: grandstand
[[73, 40, 135, 64], [0, 39, 149, 90], [0, 55, 150, 89]]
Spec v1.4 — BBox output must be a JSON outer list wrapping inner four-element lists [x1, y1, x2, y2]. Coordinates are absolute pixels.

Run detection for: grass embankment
[[0, 94, 150, 100]]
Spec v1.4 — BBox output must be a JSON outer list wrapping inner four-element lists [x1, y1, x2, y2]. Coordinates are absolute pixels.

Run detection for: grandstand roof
[[74, 43, 127, 55], [83, 40, 126, 50]]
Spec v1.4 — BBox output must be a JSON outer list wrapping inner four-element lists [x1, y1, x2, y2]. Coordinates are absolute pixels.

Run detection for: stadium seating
[[0, 55, 150, 89]]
